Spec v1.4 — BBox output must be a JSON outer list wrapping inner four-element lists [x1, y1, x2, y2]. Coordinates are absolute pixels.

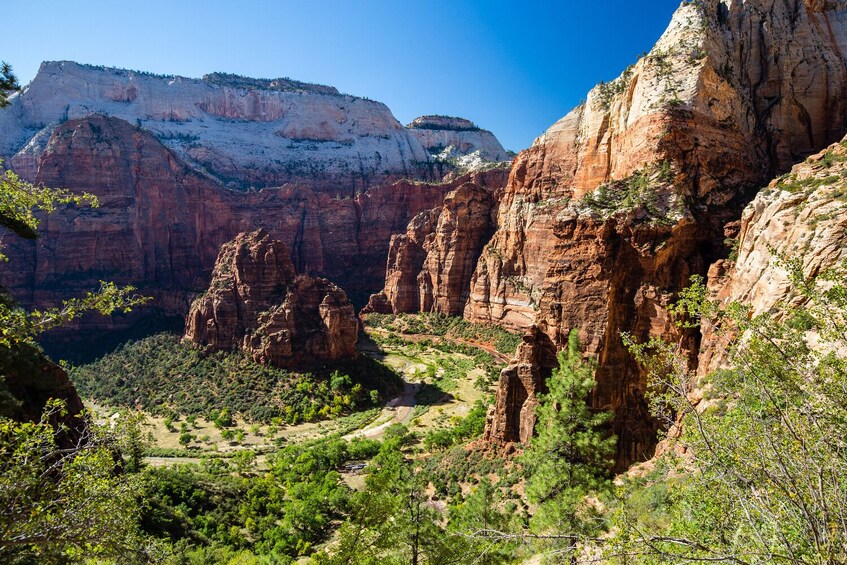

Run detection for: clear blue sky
[[6, 1, 681, 151]]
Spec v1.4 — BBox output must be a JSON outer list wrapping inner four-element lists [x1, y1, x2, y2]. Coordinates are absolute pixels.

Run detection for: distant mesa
[[0, 60, 509, 194], [407, 115, 481, 132]]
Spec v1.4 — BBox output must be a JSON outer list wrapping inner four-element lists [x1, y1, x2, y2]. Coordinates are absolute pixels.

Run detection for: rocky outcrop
[[0, 343, 86, 447], [0, 61, 428, 194], [364, 169, 506, 315], [184, 230, 358, 367], [483, 326, 557, 445], [0, 62, 507, 195], [407, 115, 511, 168], [475, 0, 847, 466], [699, 137, 847, 373], [0, 115, 494, 317]]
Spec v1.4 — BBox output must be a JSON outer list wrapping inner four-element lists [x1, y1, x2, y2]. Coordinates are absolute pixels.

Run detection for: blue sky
[[5, 1, 681, 151]]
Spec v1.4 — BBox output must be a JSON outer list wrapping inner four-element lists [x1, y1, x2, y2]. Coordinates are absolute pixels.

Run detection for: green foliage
[[579, 161, 680, 226], [613, 258, 847, 563], [0, 62, 19, 108], [318, 438, 512, 564], [521, 331, 616, 538], [0, 401, 157, 562], [423, 398, 488, 451], [69, 333, 398, 423], [365, 312, 521, 356], [143, 435, 377, 561], [0, 280, 150, 348]]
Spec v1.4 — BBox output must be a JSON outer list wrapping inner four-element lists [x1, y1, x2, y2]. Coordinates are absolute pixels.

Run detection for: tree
[[0, 400, 157, 562], [521, 330, 616, 538], [613, 259, 847, 563], [0, 62, 19, 108]]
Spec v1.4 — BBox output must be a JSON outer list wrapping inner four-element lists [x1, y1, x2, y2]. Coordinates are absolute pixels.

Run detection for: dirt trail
[[343, 379, 420, 440]]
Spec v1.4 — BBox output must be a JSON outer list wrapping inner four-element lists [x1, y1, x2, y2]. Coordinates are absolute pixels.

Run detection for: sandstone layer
[[699, 137, 847, 373], [184, 230, 358, 367], [471, 0, 847, 466], [364, 172, 504, 316], [0, 115, 509, 318], [0, 62, 508, 195]]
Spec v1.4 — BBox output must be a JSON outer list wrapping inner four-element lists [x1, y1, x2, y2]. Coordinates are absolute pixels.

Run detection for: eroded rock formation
[[364, 169, 507, 315], [184, 230, 358, 367], [0, 115, 502, 316], [474, 0, 847, 466], [699, 137, 847, 373]]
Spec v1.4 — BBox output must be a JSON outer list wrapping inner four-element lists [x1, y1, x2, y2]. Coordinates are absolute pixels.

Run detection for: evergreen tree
[[0, 62, 19, 108], [521, 330, 616, 536]]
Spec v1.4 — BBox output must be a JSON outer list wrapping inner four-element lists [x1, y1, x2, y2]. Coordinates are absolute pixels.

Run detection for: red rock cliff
[[473, 0, 847, 466], [184, 229, 358, 367], [0, 115, 469, 316], [363, 168, 507, 316]]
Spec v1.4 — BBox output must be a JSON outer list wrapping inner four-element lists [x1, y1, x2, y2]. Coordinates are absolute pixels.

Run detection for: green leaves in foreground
[[613, 258, 847, 564], [0, 281, 150, 348], [0, 401, 158, 562]]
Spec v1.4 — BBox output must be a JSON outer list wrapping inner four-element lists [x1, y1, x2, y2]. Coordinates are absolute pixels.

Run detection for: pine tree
[[522, 330, 616, 535]]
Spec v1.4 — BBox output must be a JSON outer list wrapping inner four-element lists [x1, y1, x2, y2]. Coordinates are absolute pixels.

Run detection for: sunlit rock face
[[473, 0, 847, 467], [407, 115, 511, 171], [699, 137, 847, 373], [0, 61, 511, 194], [184, 229, 359, 368]]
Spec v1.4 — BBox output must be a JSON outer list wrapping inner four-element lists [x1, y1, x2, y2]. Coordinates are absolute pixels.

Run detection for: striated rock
[[184, 230, 358, 367], [0, 115, 484, 317], [364, 170, 506, 316], [699, 137, 847, 373], [407, 115, 511, 168], [474, 0, 847, 466], [0, 62, 508, 195]]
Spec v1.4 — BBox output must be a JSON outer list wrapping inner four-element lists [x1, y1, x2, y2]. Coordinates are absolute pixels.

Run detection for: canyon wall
[[411, 0, 847, 465], [0, 114, 509, 317], [363, 168, 507, 316], [0, 61, 439, 194]]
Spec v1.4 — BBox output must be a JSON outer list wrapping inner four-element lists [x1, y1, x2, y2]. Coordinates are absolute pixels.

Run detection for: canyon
[[2, 0, 847, 467]]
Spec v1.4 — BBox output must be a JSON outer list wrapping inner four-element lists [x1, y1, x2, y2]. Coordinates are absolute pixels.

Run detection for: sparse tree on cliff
[[613, 259, 847, 563]]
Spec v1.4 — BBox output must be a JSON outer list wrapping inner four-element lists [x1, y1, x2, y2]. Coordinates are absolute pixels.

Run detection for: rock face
[[0, 115, 495, 315], [0, 61, 434, 194], [472, 0, 847, 466], [483, 325, 557, 445], [0, 62, 509, 195], [184, 230, 358, 367], [364, 168, 507, 315], [407, 115, 511, 168], [699, 137, 847, 373]]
